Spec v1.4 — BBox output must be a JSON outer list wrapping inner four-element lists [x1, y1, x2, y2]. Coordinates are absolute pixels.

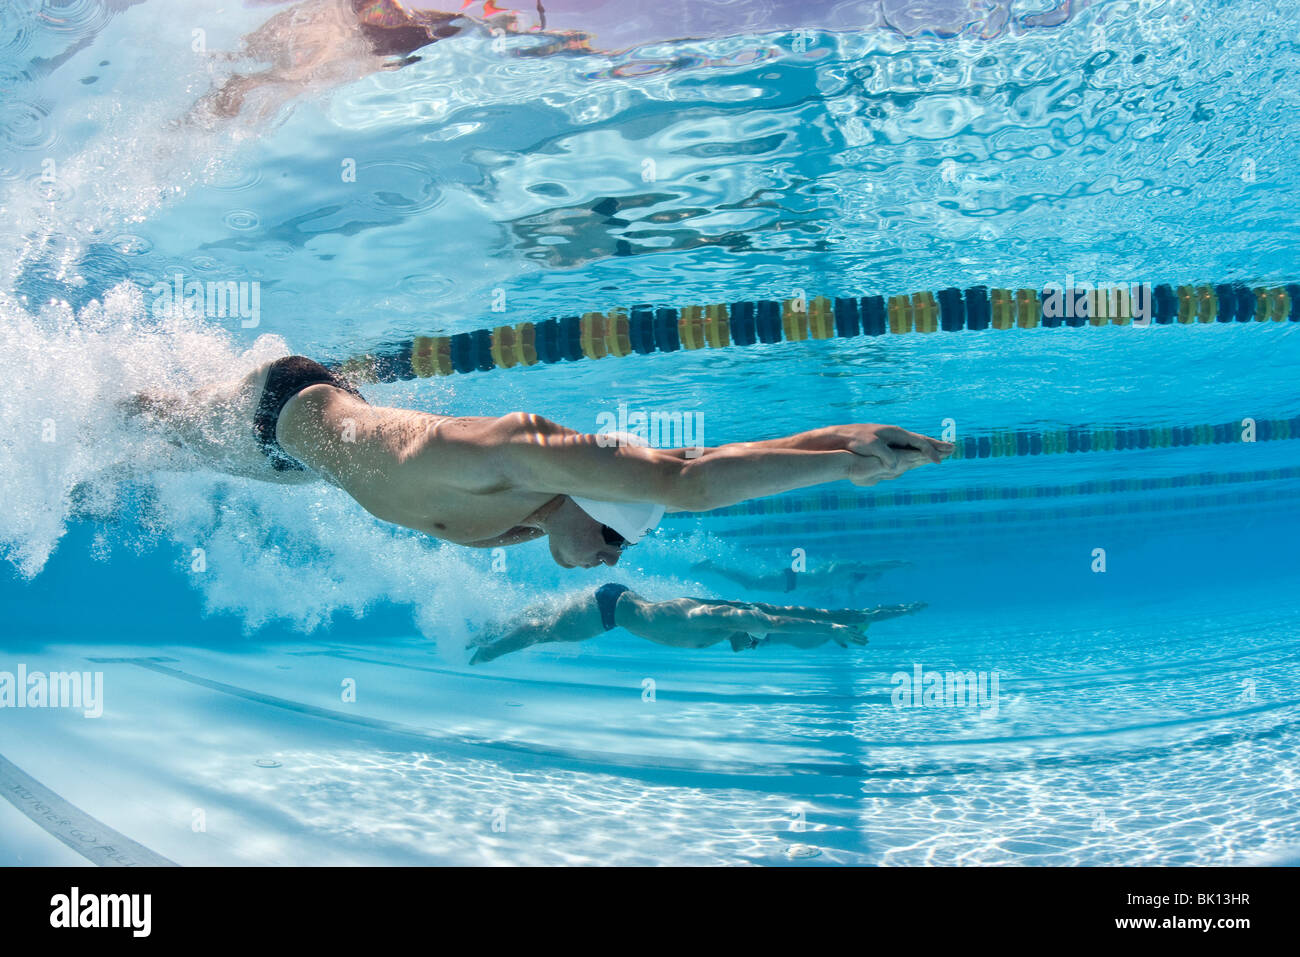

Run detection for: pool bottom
[[2, 577, 1296, 867]]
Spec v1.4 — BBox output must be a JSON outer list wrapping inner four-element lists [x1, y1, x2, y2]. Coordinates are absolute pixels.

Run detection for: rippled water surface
[[0, 0, 1297, 865]]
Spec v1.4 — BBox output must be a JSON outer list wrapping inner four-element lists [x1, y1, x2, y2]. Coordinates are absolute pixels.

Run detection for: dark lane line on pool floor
[[85, 657, 1300, 784], [0, 751, 179, 867], [292, 647, 879, 706], [298, 640, 1300, 704]]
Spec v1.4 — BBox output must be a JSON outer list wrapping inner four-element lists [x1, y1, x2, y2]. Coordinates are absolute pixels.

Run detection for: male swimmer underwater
[[128, 355, 954, 569], [468, 584, 927, 664]]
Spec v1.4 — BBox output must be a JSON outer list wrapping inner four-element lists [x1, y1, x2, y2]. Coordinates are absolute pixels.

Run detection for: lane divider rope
[[331, 282, 1300, 383], [945, 416, 1297, 460], [672, 464, 1300, 519], [706, 483, 1300, 534]]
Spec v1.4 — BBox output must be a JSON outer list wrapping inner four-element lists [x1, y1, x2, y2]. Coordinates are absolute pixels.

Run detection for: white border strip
[[0, 752, 178, 867]]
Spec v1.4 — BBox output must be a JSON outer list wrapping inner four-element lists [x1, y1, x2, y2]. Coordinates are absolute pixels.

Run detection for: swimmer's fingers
[[878, 426, 955, 464]]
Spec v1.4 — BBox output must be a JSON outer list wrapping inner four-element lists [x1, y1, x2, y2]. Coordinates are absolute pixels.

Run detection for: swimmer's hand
[[831, 424, 953, 486]]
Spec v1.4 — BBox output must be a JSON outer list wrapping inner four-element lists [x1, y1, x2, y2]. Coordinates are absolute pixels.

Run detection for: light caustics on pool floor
[[2, 564, 1297, 867]]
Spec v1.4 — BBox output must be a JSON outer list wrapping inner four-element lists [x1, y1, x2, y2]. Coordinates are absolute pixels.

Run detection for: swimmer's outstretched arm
[[689, 559, 777, 590], [294, 410, 955, 517], [467, 587, 926, 664], [492, 419, 955, 513], [277, 394, 954, 537]]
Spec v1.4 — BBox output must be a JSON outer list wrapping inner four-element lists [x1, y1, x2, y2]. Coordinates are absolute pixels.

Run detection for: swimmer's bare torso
[[130, 359, 953, 569]]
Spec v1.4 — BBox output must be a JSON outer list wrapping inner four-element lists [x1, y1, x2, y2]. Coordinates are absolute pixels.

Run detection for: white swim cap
[[570, 497, 666, 545], [570, 430, 666, 545]]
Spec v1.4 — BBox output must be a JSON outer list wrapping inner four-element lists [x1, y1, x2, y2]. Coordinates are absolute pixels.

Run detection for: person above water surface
[[197, 0, 597, 121], [127, 355, 954, 569], [193, 0, 847, 123]]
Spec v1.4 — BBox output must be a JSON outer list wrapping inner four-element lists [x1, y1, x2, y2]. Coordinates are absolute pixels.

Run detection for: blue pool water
[[1, 0, 1297, 865]]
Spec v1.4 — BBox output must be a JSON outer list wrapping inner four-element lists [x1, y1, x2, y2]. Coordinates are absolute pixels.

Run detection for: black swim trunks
[[594, 583, 630, 631], [252, 356, 365, 472]]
